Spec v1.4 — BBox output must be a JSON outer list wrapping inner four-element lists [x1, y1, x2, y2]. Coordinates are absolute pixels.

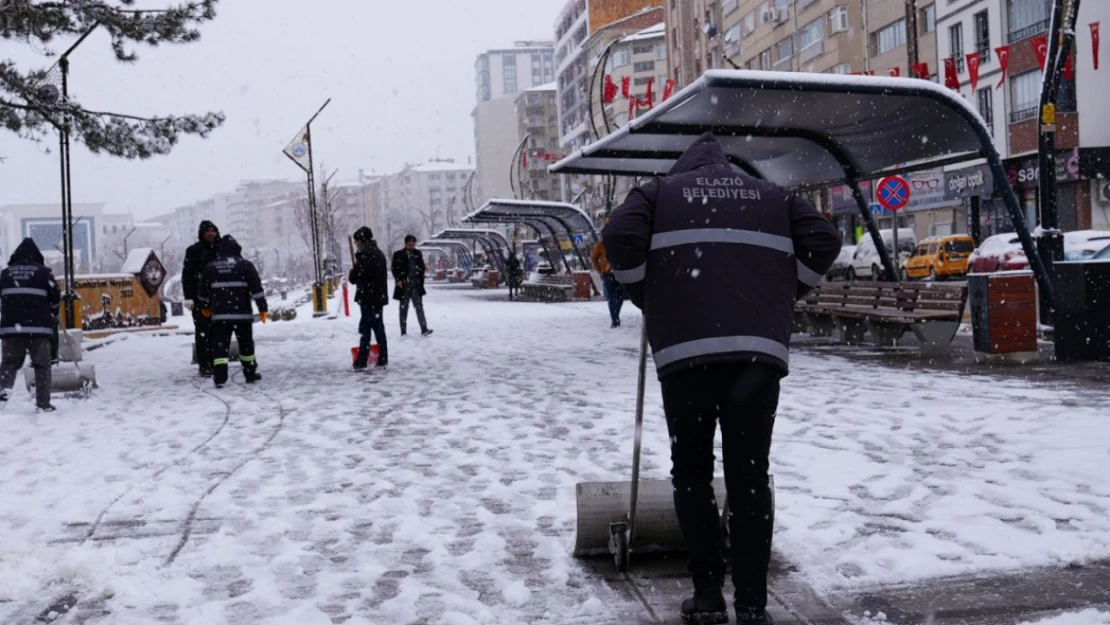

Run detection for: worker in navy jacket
[[197, 235, 268, 388], [0, 238, 61, 411], [602, 133, 841, 625]]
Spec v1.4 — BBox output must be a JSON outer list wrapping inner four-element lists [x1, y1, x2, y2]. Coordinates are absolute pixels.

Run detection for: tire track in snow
[[78, 377, 234, 544], [163, 371, 287, 566]]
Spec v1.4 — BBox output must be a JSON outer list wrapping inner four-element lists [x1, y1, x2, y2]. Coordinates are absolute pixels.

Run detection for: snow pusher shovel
[[573, 322, 728, 572], [24, 328, 97, 397]]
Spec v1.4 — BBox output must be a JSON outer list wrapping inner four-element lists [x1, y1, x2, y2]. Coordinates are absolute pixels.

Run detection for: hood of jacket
[[197, 220, 220, 243], [669, 133, 731, 175], [9, 237, 44, 265], [218, 234, 242, 258]]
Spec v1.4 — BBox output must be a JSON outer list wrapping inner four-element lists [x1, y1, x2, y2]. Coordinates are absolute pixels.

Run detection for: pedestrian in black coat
[[391, 235, 432, 337], [0, 238, 61, 411], [197, 235, 268, 388], [349, 226, 389, 368], [506, 251, 524, 301], [182, 220, 220, 376], [602, 133, 841, 625]]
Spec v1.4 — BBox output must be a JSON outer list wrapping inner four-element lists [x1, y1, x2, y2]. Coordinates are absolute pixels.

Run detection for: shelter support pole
[[848, 179, 899, 281], [986, 159, 1055, 308], [969, 196, 982, 244]]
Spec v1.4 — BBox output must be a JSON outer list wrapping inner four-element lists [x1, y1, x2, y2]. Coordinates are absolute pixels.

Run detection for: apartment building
[[475, 41, 556, 103], [668, 0, 723, 86], [516, 83, 563, 202]]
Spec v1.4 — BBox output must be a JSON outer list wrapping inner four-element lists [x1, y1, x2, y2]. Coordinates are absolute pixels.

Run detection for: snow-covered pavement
[[2, 284, 1109, 624]]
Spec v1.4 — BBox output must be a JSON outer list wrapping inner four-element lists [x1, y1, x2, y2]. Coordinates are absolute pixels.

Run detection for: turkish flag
[[621, 76, 630, 99], [967, 52, 981, 90], [603, 75, 618, 104], [662, 79, 676, 101], [1064, 51, 1075, 81], [912, 62, 930, 79], [888, 67, 901, 77], [1092, 22, 1101, 70], [641, 77, 655, 110], [995, 45, 1011, 88], [1032, 33, 1049, 70], [943, 57, 960, 90], [521, 150, 528, 169]]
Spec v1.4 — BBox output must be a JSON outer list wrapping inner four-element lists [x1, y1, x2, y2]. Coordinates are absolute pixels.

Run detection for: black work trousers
[[210, 321, 255, 384], [193, 308, 214, 373], [398, 289, 427, 335], [660, 362, 780, 612]]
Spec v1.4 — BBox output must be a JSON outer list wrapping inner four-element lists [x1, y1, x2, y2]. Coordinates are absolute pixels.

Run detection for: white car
[[1064, 230, 1110, 260], [967, 232, 1027, 273], [848, 229, 917, 280]]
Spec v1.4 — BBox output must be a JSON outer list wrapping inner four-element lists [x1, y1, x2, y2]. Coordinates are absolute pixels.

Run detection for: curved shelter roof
[[433, 228, 511, 249], [548, 69, 991, 190], [463, 199, 597, 238]]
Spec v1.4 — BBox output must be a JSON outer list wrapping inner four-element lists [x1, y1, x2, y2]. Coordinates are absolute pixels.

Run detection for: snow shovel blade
[[573, 476, 726, 557]]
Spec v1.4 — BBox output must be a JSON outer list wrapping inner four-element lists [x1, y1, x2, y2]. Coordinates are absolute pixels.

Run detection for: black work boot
[[681, 572, 728, 624], [735, 606, 773, 625]]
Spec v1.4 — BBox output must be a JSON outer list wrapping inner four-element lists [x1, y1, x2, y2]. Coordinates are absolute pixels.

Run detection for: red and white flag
[[967, 52, 981, 91], [1032, 33, 1049, 70], [995, 46, 1011, 88]]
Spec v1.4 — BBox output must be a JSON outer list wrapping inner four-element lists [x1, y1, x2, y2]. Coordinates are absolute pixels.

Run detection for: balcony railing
[[1007, 19, 1049, 43], [1010, 106, 1037, 124]]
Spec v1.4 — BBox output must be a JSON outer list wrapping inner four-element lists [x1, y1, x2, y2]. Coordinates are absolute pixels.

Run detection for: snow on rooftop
[[410, 160, 473, 173], [620, 22, 665, 43], [525, 81, 557, 92], [120, 247, 156, 274]]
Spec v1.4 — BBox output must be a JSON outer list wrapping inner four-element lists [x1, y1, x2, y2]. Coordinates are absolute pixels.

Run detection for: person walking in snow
[[0, 238, 61, 412], [197, 235, 268, 388], [182, 220, 221, 377], [506, 250, 524, 301], [391, 235, 432, 337], [348, 226, 389, 369], [592, 236, 623, 328], [602, 133, 841, 625]]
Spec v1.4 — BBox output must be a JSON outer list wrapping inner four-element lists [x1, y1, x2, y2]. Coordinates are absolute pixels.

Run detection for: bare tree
[[417, 204, 442, 241]]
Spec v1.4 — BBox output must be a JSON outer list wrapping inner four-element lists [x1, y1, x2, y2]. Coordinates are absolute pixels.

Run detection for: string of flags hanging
[[849, 21, 1100, 91], [602, 74, 678, 117]]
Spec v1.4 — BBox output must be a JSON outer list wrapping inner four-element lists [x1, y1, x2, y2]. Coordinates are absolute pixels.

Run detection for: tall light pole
[[282, 98, 331, 316], [46, 23, 99, 329]]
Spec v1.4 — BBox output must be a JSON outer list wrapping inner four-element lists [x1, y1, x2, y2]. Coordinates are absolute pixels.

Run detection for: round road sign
[[876, 176, 911, 212]]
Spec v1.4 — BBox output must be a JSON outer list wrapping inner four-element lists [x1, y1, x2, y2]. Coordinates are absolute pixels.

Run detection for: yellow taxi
[[905, 234, 976, 281]]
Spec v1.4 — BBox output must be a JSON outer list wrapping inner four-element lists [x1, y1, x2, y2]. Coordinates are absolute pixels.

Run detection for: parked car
[[905, 234, 976, 281], [848, 229, 917, 281], [968, 233, 1027, 273], [826, 245, 856, 281], [1063, 230, 1110, 260]]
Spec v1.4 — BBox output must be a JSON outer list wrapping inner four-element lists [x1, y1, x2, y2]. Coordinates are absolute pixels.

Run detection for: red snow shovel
[[351, 345, 379, 365]]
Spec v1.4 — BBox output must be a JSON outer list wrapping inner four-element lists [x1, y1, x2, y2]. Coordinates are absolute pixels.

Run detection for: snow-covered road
[[2, 284, 1109, 624]]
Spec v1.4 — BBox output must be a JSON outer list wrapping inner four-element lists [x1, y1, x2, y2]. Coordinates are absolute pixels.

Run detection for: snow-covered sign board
[[120, 248, 167, 298], [549, 69, 991, 190]]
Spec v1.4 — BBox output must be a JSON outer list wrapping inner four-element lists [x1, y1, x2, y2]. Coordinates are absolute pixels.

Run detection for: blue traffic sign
[[876, 176, 911, 212]]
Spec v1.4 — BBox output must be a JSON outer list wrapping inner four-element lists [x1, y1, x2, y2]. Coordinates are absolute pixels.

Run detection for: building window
[[1009, 70, 1039, 122], [798, 17, 825, 62], [612, 48, 631, 67], [743, 12, 756, 37], [829, 5, 848, 34], [1007, 0, 1049, 43], [633, 44, 653, 55], [919, 4, 935, 35], [949, 23, 964, 72], [759, 1, 772, 24], [724, 23, 742, 56], [760, 49, 772, 70], [773, 35, 793, 68], [977, 87, 994, 134], [828, 62, 852, 74], [872, 19, 907, 56], [633, 76, 654, 86], [633, 60, 656, 73], [656, 43, 667, 59], [974, 10, 992, 62], [722, 0, 739, 16]]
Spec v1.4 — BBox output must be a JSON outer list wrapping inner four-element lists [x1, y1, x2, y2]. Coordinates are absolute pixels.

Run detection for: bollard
[[312, 282, 328, 317], [342, 278, 350, 317]]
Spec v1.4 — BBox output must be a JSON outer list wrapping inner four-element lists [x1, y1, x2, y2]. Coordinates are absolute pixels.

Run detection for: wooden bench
[[794, 281, 968, 353], [520, 273, 576, 302]]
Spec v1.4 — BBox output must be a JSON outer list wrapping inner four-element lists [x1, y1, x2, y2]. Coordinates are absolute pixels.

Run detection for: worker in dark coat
[[391, 235, 432, 337], [348, 226, 389, 369], [0, 238, 62, 411], [182, 220, 220, 376], [602, 133, 841, 625], [197, 235, 268, 388]]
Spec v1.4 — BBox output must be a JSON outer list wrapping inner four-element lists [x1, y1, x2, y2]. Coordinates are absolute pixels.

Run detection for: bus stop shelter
[[419, 239, 474, 275], [463, 199, 600, 274], [548, 69, 1053, 305], [432, 228, 512, 273], [416, 246, 453, 278]]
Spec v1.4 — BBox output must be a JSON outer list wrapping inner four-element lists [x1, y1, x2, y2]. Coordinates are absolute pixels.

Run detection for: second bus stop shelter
[[432, 228, 512, 273], [418, 239, 474, 275], [463, 199, 601, 275], [548, 69, 1053, 306]]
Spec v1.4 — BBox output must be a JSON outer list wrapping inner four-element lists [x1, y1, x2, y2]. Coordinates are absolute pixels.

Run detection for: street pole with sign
[[282, 99, 331, 317]]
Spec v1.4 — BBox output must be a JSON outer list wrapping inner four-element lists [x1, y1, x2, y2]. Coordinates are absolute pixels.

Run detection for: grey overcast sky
[[0, 0, 560, 220]]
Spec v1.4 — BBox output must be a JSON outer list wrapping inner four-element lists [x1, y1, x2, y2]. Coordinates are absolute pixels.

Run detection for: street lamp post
[[51, 23, 99, 330]]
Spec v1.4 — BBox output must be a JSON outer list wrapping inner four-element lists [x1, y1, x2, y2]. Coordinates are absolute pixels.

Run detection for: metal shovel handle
[[628, 320, 649, 543]]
